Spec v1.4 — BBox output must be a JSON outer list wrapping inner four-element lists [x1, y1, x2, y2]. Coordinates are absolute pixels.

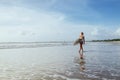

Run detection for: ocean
[[0, 42, 120, 80]]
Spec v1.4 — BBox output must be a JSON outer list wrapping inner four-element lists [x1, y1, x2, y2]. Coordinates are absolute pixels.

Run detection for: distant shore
[[91, 39, 120, 42]]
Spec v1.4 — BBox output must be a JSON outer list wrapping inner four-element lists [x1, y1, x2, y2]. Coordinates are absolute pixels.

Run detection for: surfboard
[[74, 38, 80, 45]]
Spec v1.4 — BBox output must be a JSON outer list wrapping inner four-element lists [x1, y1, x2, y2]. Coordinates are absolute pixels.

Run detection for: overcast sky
[[0, 0, 120, 42]]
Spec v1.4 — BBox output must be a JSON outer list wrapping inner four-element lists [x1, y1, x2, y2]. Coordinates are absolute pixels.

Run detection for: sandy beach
[[0, 42, 120, 80]]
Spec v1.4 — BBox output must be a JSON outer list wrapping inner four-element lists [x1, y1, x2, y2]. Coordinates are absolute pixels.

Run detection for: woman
[[79, 32, 85, 58]]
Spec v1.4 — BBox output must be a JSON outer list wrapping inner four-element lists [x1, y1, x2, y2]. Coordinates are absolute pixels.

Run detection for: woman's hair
[[81, 32, 84, 35]]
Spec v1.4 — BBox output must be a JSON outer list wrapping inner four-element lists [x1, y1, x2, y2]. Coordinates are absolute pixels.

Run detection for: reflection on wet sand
[[74, 52, 86, 71], [79, 51, 86, 71], [80, 55, 86, 71], [79, 56, 86, 71]]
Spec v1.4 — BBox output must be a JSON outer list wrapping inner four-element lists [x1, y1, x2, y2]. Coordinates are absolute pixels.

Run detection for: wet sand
[[0, 42, 120, 80]]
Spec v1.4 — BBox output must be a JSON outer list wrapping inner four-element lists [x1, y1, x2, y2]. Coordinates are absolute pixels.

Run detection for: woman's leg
[[80, 43, 83, 58]]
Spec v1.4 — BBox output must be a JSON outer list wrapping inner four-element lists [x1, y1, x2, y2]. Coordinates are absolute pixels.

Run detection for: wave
[[0, 42, 73, 49]]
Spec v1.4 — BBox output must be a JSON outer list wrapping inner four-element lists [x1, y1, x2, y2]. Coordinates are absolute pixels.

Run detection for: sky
[[0, 0, 120, 42]]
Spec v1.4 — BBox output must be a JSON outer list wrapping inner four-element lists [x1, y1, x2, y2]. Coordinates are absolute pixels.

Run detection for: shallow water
[[0, 42, 120, 80]]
